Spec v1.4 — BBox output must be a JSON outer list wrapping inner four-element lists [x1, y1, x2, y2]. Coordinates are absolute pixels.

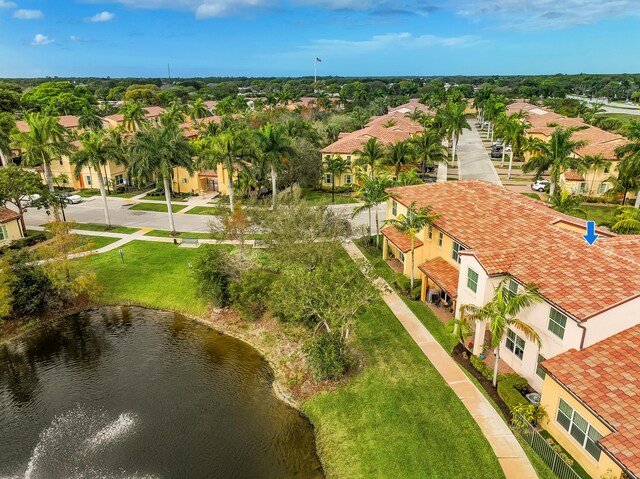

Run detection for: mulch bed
[[451, 343, 513, 421]]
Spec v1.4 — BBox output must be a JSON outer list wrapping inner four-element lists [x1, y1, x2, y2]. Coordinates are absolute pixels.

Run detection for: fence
[[514, 413, 582, 479]]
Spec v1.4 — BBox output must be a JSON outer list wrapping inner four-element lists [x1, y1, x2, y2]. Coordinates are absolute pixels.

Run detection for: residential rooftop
[[0, 207, 20, 224], [386, 180, 640, 320], [542, 324, 640, 478]]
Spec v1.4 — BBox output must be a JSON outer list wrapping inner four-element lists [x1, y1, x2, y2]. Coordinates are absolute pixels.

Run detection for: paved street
[[457, 121, 501, 185], [567, 95, 640, 116]]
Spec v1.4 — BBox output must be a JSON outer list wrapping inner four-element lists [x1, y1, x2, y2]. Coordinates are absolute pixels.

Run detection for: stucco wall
[[0, 219, 23, 247]]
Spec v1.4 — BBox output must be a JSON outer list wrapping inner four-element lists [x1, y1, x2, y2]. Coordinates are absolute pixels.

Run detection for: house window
[[452, 242, 464, 264], [0, 224, 7, 241], [392, 201, 397, 216], [398, 251, 405, 263], [548, 308, 567, 339], [345, 175, 352, 184], [114, 174, 124, 185], [325, 173, 332, 184], [556, 399, 603, 460], [506, 329, 525, 360], [597, 183, 609, 194], [346, 155, 351, 161], [578, 182, 587, 193], [428, 225, 433, 239], [504, 278, 518, 299], [182, 178, 188, 184], [85, 175, 92, 187], [59, 158, 63, 165], [536, 354, 546, 379], [467, 267, 478, 293], [604, 166, 610, 174], [438, 232, 443, 248]]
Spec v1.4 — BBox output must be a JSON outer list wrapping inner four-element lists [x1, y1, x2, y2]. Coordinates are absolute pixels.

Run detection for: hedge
[[470, 354, 495, 381], [498, 375, 529, 411]]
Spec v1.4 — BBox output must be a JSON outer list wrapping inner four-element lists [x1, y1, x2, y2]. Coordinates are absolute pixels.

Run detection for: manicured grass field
[[76, 189, 138, 198], [71, 223, 140, 234], [185, 206, 230, 216], [128, 203, 187, 213], [143, 194, 188, 202], [78, 235, 120, 249], [300, 188, 359, 205], [580, 204, 618, 225], [303, 298, 504, 478], [143, 229, 214, 239], [85, 240, 212, 316]]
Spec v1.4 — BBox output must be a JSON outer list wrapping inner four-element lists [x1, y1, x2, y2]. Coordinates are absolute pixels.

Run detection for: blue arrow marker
[[583, 221, 599, 245]]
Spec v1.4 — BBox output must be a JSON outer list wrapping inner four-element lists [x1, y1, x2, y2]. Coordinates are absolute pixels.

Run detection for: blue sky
[[0, 0, 639, 77]]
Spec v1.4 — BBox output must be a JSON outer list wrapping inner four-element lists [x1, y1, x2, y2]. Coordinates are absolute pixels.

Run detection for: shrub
[[470, 354, 494, 381], [511, 404, 546, 429], [303, 332, 355, 381], [394, 276, 421, 296], [192, 247, 235, 308], [498, 373, 528, 394], [498, 375, 529, 411], [229, 269, 275, 320], [0, 231, 50, 255], [410, 286, 422, 301]]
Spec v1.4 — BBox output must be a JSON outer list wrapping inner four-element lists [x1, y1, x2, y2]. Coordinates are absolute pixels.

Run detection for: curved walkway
[[343, 241, 538, 479]]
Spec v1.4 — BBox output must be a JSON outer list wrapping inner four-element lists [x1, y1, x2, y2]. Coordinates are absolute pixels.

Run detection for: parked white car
[[63, 193, 83, 204], [20, 193, 41, 206], [531, 179, 550, 192]]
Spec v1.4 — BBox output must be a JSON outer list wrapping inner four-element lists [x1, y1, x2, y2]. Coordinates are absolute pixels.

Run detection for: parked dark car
[[490, 147, 503, 158]]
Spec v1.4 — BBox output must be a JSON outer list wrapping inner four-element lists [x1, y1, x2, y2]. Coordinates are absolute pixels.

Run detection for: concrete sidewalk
[[344, 241, 538, 479]]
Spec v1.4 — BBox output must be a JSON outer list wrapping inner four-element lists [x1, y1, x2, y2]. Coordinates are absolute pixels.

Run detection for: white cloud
[[13, 9, 44, 19], [31, 34, 53, 46], [88, 11, 115, 22], [0, 0, 17, 8], [69, 35, 79, 41], [80, 0, 270, 18]]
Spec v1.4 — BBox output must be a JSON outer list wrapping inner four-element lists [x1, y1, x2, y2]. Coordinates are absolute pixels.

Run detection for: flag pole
[[314, 58, 317, 84]]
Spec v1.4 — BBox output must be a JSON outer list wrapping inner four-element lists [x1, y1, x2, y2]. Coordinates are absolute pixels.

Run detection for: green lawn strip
[[143, 229, 214, 239], [304, 298, 505, 479], [85, 240, 224, 316], [75, 189, 138, 198], [301, 188, 358, 205], [538, 430, 591, 479], [185, 206, 231, 216], [579, 204, 618, 225], [143, 194, 188, 202], [78, 235, 120, 249], [129, 203, 186, 213], [521, 193, 542, 200], [70, 223, 140, 234]]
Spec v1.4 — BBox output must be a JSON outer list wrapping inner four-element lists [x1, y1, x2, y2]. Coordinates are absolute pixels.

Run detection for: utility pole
[[167, 64, 171, 81]]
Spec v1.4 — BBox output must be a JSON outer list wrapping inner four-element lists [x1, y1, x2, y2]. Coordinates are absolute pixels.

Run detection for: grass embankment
[[185, 206, 230, 216], [70, 223, 140, 234], [128, 203, 187, 213], [83, 240, 504, 478], [300, 188, 359, 205], [580, 204, 617, 225]]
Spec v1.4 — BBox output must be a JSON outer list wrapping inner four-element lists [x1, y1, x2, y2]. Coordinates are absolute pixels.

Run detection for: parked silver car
[[531, 179, 550, 192]]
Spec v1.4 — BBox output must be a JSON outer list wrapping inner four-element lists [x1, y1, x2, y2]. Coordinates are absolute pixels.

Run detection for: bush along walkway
[[343, 241, 538, 479]]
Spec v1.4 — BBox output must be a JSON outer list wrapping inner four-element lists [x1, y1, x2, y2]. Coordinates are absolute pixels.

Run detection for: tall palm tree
[[580, 154, 611, 199], [254, 123, 295, 208], [411, 130, 448, 177], [461, 280, 541, 387], [11, 113, 75, 196], [522, 127, 587, 196], [482, 95, 507, 141], [189, 98, 209, 123], [395, 168, 423, 186], [78, 108, 104, 133], [162, 101, 186, 127], [610, 206, 640, 233], [0, 112, 15, 167], [615, 134, 640, 208], [204, 129, 254, 213], [384, 201, 439, 290], [128, 124, 196, 234], [442, 101, 471, 164], [354, 174, 392, 248], [496, 114, 530, 178], [385, 140, 413, 178], [353, 137, 385, 178], [122, 101, 148, 132], [324, 155, 351, 203], [71, 130, 125, 227]]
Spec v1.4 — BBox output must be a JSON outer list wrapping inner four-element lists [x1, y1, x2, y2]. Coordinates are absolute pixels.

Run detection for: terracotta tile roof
[[542, 325, 640, 478], [203, 100, 217, 110], [0, 207, 20, 224], [198, 170, 217, 178], [389, 99, 434, 115], [562, 169, 585, 181], [381, 226, 423, 253], [418, 257, 459, 297], [322, 116, 421, 154], [387, 181, 640, 320], [15, 116, 81, 132], [144, 106, 165, 118], [104, 113, 124, 123], [599, 235, 640, 258]]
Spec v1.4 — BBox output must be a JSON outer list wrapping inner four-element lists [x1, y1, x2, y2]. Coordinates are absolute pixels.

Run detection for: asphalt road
[[457, 121, 501, 185], [567, 95, 640, 116]]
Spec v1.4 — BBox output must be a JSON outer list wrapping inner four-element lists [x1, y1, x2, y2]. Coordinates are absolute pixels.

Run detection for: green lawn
[[304, 298, 504, 479], [143, 194, 188, 202], [185, 206, 230, 216], [70, 223, 140, 234], [85, 240, 213, 316], [143, 229, 214, 239], [78, 235, 120, 249], [522, 192, 542, 201], [301, 188, 359, 205], [595, 112, 639, 127], [579, 204, 618, 225], [76, 189, 138, 198], [128, 203, 187, 213]]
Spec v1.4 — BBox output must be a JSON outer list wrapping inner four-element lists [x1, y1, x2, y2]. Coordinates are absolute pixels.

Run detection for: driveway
[[457, 122, 501, 185]]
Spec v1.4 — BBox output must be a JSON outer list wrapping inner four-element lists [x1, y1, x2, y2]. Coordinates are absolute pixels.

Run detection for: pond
[[0, 306, 323, 479]]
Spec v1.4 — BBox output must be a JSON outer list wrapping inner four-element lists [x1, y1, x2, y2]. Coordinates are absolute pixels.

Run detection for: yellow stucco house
[[540, 324, 640, 479], [0, 208, 24, 247]]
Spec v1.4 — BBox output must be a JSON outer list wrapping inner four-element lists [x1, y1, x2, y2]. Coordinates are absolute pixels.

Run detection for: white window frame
[[467, 267, 478, 293], [536, 354, 546, 379], [115, 174, 124, 185], [556, 399, 603, 460], [505, 329, 525, 360], [438, 232, 443, 248], [325, 173, 332, 184], [85, 175, 93, 187], [392, 201, 397, 216], [0, 224, 7, 241], [345, 174, 352, 184], [452, 241, 464, 264], [548, 307, 567, 339]]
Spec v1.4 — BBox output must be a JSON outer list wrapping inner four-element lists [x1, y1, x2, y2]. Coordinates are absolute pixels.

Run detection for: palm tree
[[189, 98, 209, 123], [78, 108, 104, 133], [323, 155, 351, 203], [395, 168, 424, 186], [11, 113, 75, 196], [610, 206, 640, 233], [353, 137, 385, 178], [162, 101, 186, 126], [482, 95, 507, 141], [411, 130, 448, 177], [71, 130, 125, 227], [122, 101, 148, 132], [404, 109, 425, 123], [496, 114, 530, 178], [254, 123, 295, 208], [0, 112, 15, 167], [385, 140, 413, 178], [442, 101, 471, 164], [522, 127, 587, 196], [384, 201, 439, 290], [354, 173, 392, 247], [128, 124, 196, 234], [204, 129, 254, 213], [550, 190, 586, 217], [615, 135, 640, 208], [580, 154, 611, 199], [461, 280, 541, 387]]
